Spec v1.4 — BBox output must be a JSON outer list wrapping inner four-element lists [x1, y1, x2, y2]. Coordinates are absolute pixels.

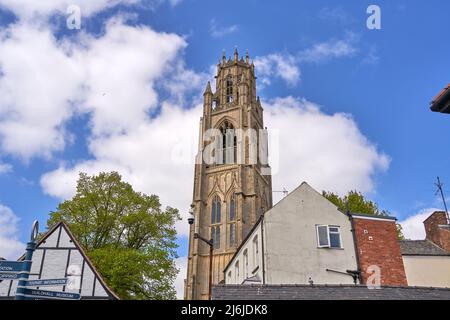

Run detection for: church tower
[[184, 49, 273, 300]]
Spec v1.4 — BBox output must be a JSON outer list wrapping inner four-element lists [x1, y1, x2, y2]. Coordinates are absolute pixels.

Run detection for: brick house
[[400, 211, 450, 288], [223, 182, 408, 287]]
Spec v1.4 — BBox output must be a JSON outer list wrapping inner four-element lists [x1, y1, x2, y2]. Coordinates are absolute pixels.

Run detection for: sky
[[0, 0, 449, 298]]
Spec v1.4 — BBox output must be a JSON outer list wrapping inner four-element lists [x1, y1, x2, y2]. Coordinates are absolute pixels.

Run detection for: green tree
[[322, 190, 404, 240], [46, 171, 181, 299]]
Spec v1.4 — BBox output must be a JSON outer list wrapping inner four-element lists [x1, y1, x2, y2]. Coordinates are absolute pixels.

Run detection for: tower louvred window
[[226, 76, 233, 103]]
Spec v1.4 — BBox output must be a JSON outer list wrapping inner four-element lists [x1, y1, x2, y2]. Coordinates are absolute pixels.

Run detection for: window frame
[[316, 225, 343, 249], [328, 226, 342, 249]]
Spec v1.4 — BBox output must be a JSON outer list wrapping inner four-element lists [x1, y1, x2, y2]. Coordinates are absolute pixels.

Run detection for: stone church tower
[[184, 49, 273, 300]]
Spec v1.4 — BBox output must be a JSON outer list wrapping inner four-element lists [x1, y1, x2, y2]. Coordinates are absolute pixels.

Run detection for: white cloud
[[0, 23, 85, 160], [0, 204, 25, 260], [75, 18, 186, 137], [264, 96, 390, 203], [0, 162, 12, 174], [254, 53, 300, 87], [298, 33, 358, 63], [0, 18, 186, 160], [174, 256, 187, 299], [0, 0, 142, 20], [400, 208, 441, 240], [209, 19, 238, 38], [253, 34, 357, 88]]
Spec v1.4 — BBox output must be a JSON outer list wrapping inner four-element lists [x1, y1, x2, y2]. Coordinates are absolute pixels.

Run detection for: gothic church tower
[[184, 49, 272, 300]]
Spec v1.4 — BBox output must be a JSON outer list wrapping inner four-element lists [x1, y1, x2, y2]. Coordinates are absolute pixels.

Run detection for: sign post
[[15, 220, 39, 301], [19, 288, 80, 300]]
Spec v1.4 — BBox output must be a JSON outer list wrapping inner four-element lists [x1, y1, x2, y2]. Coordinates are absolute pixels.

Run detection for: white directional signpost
[[23, 278, 68, 287], [0, 220, 81, 300], [19, 288, 80, 300], [0, 261, 26, 281]]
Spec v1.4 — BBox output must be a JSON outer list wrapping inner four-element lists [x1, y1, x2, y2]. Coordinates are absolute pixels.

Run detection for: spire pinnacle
[[246, 49, 249, 64], [234, 46, 238, 62], [204, 81, 212, 95]]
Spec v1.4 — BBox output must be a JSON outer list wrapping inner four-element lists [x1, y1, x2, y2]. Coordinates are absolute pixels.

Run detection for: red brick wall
[[353, 216, 407, 286], [424, 211, 450, 252]]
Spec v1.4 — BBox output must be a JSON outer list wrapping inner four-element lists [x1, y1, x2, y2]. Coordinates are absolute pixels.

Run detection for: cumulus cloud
[[0, 204, 25, 260], [75, 18, 186, 137], [0, 18, 186, 160], [254, 34, 357, 87], [0, 23, 85, 160], [264, 96, 390, 203], [254, 53, 300, 87], [399, 208, 441, 240], [0, 0, 144, 20]]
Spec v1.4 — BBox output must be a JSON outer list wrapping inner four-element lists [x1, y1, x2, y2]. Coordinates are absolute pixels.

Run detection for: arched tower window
[[228, 193, 237, 246], [226, 76, 233, 103], [219, 120, 237, 165], [211, 195, 221, 249]]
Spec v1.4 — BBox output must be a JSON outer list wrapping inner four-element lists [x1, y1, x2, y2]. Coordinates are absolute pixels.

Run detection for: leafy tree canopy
[[47, 171, 181, 299], [322, 190, 404, 240]]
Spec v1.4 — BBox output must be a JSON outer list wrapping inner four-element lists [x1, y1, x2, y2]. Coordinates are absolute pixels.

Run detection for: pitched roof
[[212, 284, 450, 300], [350, 212, 397, 221], [400, 240, 450, 256], [430, 83, 450, 113]]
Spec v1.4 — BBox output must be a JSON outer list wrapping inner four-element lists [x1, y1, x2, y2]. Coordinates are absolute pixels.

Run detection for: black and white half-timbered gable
[[0, 222, 119, 300]]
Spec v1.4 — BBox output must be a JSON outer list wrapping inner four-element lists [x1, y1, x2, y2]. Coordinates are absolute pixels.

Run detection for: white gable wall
[[264, 182, 358, 285]]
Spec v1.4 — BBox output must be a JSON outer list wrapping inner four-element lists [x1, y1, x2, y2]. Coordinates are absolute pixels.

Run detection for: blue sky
[[0, 0, 449, 297]]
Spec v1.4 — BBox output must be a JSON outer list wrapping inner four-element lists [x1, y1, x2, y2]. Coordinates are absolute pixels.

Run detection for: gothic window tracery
[[228, 193, 237, 246], [211, 195, 221, 249]]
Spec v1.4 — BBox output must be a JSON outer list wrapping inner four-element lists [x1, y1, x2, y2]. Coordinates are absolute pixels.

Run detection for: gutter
[[347, 211, 362, 284], [261, 213, 266, 285]]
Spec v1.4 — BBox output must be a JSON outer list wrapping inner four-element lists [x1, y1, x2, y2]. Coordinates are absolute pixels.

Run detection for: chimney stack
[[424, 211, 450, 252]]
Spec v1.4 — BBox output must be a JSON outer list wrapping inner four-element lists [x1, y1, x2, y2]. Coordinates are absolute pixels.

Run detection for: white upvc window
[[316, 225, 342, 249]]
